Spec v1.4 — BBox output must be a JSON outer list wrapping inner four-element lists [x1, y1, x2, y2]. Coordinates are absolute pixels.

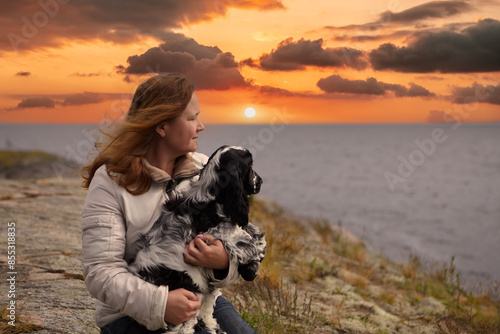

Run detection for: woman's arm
[[81, 168, 168, 330]]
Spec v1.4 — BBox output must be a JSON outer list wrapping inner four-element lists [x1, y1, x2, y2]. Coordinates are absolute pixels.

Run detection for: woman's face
[[161, 92, 205, 156]]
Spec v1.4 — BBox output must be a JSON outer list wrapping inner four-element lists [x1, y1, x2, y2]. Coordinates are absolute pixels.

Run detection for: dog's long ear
[[186, 147, 225, 204], [218, 154, 250, 227]]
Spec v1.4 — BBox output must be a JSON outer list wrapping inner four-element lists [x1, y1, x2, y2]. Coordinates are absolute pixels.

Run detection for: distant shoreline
[[0, 150, 80, 180]]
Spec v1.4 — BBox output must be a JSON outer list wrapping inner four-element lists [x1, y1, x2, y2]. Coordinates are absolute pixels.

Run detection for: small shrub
[[229, 276, 320, 333]]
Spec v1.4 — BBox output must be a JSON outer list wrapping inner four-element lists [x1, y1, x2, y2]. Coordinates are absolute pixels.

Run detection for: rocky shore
[[0, 152, 498, 333], [0, 177, 98, 333]]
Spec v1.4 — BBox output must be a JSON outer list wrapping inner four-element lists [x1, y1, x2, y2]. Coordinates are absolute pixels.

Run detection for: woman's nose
[[197, 120, 205, 132]]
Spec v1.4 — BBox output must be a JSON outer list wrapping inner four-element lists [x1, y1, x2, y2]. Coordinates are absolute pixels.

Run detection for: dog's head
[[197, 145, 262, 226]]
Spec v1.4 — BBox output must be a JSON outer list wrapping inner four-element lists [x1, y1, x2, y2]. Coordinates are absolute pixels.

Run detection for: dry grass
[[224, 198, 333, 332], [403, 255, 500, 333], [224, 198, 500, 333], [229, 276, 322, 333], [403, 253, 422, 280], [377, 291, 397, 305]]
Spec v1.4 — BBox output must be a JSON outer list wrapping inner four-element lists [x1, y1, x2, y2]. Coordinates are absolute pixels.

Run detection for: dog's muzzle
[[252, 171, 263, 194]]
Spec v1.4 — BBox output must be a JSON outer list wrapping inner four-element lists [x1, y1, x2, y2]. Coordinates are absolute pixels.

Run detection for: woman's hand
[[184, 234, 229, 270], [164, 288, 201, 325]]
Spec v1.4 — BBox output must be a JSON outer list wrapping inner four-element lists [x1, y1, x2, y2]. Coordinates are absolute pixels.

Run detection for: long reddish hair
[[81, 73, 194, 195]]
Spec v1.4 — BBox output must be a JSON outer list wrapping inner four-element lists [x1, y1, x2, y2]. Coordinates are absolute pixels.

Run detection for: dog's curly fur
[[129, 146, 266, 334]]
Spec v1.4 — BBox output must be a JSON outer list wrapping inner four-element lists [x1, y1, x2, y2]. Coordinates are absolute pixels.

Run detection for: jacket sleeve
[[81, 168, 168, 331], [207, 255, 241, 288]]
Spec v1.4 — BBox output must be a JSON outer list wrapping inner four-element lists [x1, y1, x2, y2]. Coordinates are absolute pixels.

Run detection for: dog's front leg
[[198, 290, 225, 334]]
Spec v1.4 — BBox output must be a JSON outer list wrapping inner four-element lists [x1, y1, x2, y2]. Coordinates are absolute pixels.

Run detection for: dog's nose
[[253, 172, 263, 194]]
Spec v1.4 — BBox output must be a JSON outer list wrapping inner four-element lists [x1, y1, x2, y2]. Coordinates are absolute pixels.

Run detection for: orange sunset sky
[[1, 0, 500, 124]]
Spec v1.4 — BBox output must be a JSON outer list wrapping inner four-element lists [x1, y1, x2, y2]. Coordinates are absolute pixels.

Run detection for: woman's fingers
[[184, 235, 229, 269], [164, 289, 201, 325]]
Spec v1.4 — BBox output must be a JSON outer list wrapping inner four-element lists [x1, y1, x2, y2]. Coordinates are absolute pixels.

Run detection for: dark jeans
[[101, 296, 256, 334]]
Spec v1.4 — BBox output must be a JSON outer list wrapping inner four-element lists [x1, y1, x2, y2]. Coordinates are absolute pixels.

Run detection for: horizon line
[[1, 121, 500, 126]]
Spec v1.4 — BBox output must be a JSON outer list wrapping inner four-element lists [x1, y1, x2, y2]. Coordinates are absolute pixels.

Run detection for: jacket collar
[[143, 154, 200, 183]]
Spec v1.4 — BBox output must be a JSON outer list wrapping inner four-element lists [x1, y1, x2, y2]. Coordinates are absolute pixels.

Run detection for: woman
[[81, 74, 257, 333]]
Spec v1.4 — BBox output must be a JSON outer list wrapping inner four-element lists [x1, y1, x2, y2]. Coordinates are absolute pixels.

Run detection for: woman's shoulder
[[189, 151, 209, 169], [90, 164, 117, 188], [94, 164, 110, 178]]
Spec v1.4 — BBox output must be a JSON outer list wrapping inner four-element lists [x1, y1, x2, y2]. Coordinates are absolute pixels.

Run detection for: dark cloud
[[317, 76, 386, 95], [17, 97, 55, 108], [158, 32, 221, 60], [415, 75, 445, 81], [383, 1, 472, 24], [240, 58, 259, 68], [120, 47, 197, 74], [325, 1, 473, 32], [186, 53, 250, 90], [8, 92, 128, 110], [61, 92, 106, 106], [241, 38, 367, 71], [427, 110, 459, 123], [258, 85, 297, 96], [389, 82, 435, 97], [15, 71, 31, 77], [329, 21, 474, 49], [59, 92, 128, 105], [254, 84, 378, 101], [257, 85, 314, 97], [329, 21, 472, 43], [117, 33, 248, 90], [2, 0, 284, 52], [369, 19, 500, 73], [317, 75, 435, 97], [406, 83, 435, 97], [70, 72, 105, 77], [451, 82, 500, 104], [332, 30, 412, 43]]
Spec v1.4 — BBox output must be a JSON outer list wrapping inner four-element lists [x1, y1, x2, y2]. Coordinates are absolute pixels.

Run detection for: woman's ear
[[155, 122, 168, 138]]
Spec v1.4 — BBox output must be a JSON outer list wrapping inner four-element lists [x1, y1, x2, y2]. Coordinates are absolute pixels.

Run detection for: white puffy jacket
[[81, 152, 241, 330]]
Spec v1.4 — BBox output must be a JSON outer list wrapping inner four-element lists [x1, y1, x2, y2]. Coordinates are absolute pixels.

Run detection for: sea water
[[1, 123, 499, 286]]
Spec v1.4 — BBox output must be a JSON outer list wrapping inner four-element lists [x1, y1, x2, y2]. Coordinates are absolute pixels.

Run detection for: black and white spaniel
[[130, 145, 266, 334]]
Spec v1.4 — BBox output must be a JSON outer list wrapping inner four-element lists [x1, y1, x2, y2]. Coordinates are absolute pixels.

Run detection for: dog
[[129, 145, 266, 334]]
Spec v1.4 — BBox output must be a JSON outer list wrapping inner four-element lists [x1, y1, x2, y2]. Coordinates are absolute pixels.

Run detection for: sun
[[244, 107, 256, 118]]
